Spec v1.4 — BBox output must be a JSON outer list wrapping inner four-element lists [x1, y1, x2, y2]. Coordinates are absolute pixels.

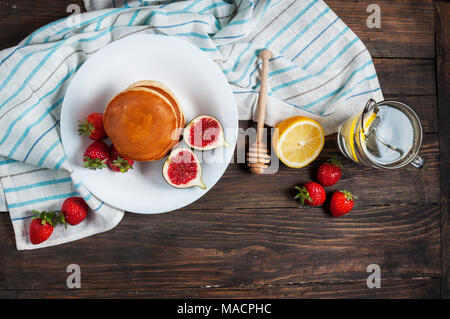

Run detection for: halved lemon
[[273, 116, 325, 168]]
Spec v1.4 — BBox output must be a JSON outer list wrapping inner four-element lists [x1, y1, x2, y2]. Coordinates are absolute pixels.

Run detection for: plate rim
[[60, 34, 238, 214]]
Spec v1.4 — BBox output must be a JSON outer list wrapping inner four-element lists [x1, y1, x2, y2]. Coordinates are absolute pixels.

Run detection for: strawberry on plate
[[330, 190, 356, 217], [83, 141, 109, 170], [78, 113, 107, 141], [317, 156, 342, 187], [294, 182, 326, 206], [62, 197, 89, 226], [108, 145, 134, 173], [29, 210, 65, 245]]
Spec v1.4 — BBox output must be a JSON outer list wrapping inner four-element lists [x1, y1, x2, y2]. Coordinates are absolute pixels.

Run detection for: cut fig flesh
[[162, 148, 206, 189], [183, 115, 230, 151]]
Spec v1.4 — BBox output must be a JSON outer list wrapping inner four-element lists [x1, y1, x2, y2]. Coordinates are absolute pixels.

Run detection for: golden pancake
[[127, 80, 185, 128], [127, 80, 186, 159], [104, 88, 178, 161]]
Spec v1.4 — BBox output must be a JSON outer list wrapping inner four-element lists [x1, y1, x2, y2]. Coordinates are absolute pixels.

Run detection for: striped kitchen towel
[[0, 0, 383, 250]]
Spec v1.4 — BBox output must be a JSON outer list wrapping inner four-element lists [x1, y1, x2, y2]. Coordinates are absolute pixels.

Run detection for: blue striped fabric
[[9, 192, 79, 209], [4, 177, 73, 193], [0, 0, 382, 249]]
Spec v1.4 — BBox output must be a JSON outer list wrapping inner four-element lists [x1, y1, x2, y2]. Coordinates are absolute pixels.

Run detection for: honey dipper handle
[[256, 49, 272, 144]]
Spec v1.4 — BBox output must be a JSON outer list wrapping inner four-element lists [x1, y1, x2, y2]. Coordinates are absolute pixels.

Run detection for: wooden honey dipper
[[247, 49, 272, 175]]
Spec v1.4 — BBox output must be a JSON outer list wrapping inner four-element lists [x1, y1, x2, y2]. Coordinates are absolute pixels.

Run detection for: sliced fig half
[[183, 115, 230, 151], [162, 148, 206, 189]]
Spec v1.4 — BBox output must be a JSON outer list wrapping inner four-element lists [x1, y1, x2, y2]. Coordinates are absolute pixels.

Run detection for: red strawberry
[[108, 145, 134, 173], [78, 113, 107, 141], [62, 197, 88, 226], [317, 156, 342, 187], [330, 190, 356, 217], [29, 210, 64, 245], [83, 141, 109, 170], [295, 182, 326, 206]]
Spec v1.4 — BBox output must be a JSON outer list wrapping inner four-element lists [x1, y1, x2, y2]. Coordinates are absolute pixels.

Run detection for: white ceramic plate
[[61, 34, 238, 214]]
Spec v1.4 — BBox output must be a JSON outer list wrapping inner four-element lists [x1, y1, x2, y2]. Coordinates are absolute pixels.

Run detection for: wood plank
[[0, 3, 438, 131], [382, 95, 438, 134], [0, 0, 85, 48], [0, 1, 435, 59], [0, 134, 440, 213], [435, 1, 450, 299], [373, 58, 438, 134], [0, 278, 439, 298], [374, 58, 436, 96], [327, 0, 435, 59], [0, 0, 441, 299], [0, 58, 440, 212], [0, 204, 440, 290], [188, 133, 439, 210], [0, 61, 440, 212], [374, 57, 438, 135], [0, 3, 438, 133], [0, 60, 440, 211]]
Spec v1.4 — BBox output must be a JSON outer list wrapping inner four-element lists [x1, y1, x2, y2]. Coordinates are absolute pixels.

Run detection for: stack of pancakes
[[104, 80, 185, 161]]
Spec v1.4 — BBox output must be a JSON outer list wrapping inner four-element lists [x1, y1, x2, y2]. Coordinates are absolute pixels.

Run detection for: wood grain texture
[[0, 0, 444, 299], [435, 1, 450, 299], [0, 278, 440, 299], [0, 0, 435, 59], [327, 0, 435, 59], [0, 204, 440, 291], [374, 58, 438, 133], [0, 0, 85, 48], [382, 95, 438, 134], [374, 58, 436, 96], [188, 133, 439, 210]]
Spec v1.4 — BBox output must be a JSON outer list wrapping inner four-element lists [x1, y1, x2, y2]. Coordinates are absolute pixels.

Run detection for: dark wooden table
[[0, 0, 449, 299]]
